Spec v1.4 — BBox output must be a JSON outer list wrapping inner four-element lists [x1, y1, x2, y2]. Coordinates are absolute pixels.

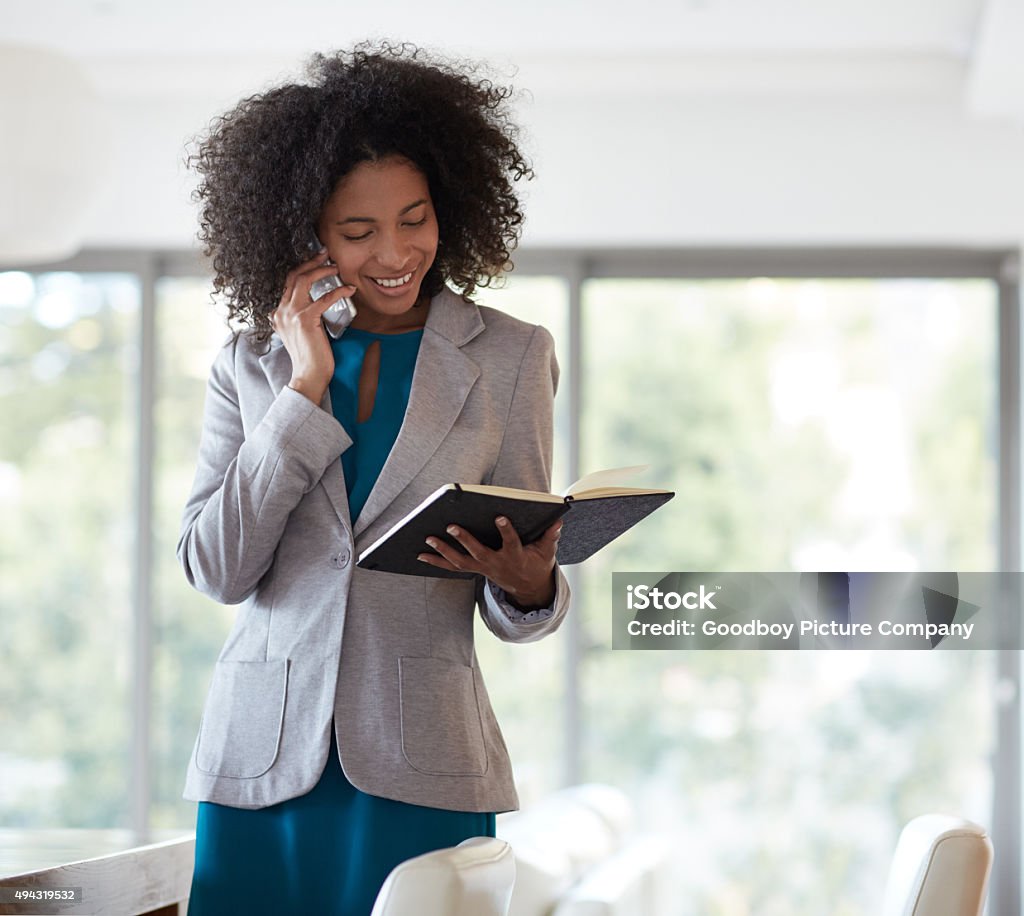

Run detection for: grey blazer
[[178, 285, 570, 813]]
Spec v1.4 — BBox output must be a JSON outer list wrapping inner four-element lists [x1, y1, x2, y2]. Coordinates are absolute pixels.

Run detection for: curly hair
[[185, 40, 535, 348]]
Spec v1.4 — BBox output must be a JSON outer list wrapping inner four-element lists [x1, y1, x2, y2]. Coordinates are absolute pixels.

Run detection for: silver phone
[[306, 233, 356, 338]]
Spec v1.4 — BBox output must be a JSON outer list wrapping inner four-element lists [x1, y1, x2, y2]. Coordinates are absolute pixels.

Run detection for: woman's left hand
[[418, 517, 562, 610]]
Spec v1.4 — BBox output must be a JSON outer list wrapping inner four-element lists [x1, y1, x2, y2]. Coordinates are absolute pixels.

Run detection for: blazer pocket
[[399, 656, 488, 777], [196, 659, 289, 779]]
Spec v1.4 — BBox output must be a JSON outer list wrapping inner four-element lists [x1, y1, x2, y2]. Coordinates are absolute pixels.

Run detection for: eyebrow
[[335, 199, 428, 225]]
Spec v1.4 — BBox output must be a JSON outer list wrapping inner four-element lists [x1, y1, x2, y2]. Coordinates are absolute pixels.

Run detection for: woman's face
[[316, 155, 439, 332]]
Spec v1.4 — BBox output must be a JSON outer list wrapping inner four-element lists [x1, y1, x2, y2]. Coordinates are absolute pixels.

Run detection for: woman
[[178, 41, 570, 915]]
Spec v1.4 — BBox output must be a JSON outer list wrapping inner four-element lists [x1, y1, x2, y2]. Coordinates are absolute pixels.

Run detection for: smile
[[372, 271, 414, 289]]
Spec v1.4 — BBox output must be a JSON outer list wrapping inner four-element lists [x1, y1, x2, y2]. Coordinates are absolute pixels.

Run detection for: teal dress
[[188, 328, 496, 916]]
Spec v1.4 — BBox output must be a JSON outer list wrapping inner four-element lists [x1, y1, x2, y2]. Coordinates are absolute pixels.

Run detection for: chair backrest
[[500, 794, 618, 916], [370, 837, 516, 916], [881, 815, 993, 916], [557, 783, 635, 843], [550, 836, 672, 916]]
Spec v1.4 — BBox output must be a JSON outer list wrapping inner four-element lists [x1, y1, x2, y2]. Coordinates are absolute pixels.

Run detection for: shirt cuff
[[484, 565, 569, 624]]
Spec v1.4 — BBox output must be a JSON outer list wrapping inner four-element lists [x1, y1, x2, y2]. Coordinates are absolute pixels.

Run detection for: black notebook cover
[[357, 486, 674, 578], [358, 488, 570, 579]]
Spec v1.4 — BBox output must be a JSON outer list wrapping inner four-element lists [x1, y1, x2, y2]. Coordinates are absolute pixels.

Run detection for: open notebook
[[357, 465, 675, 578]]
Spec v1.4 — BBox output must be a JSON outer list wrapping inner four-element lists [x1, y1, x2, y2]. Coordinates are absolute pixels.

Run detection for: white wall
[[76, 55, 1024, 253], [522, 94, 1024, 248]]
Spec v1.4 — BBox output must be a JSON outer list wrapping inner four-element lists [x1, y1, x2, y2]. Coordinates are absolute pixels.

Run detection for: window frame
[[11, 245, 1020, 913], [519, 246, 1021, 916]]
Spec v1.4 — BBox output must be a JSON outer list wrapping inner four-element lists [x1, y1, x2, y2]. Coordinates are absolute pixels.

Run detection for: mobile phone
[[304, 233, 357, 339]]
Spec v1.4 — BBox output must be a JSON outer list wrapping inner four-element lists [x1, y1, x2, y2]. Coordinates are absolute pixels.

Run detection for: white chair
[[550, 836, 671, 916], [370, 836, 516, 916], [558, 783, 635, 842], [500, 793, 618, 916], [499, 784, 672, 916], [881, 814, 993, 916]]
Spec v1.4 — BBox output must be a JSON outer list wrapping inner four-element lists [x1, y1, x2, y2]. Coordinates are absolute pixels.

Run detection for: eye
[[403, 217, 427, 228], [343, 232, 371, 242]]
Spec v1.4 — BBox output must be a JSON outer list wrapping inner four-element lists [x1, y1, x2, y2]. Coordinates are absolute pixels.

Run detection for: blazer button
[[332, 550, 350, 569]]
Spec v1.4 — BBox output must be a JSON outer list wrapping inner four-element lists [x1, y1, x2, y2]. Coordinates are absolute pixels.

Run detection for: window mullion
[[130, 254, 157, 842]]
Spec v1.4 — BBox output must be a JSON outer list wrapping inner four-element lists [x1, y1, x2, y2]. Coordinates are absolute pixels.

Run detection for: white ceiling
[[0, 0, 989, 56], [4, 0, 1024, 252], [4, 0, 1023, 116]]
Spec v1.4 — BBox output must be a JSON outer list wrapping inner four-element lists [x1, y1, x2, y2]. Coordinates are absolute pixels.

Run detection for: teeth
[[373, 272, 413, 288]]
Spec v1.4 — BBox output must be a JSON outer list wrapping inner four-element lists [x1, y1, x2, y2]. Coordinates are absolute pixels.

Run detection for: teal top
[[187, 324, 496, 916], [328, 327, 425, 523]]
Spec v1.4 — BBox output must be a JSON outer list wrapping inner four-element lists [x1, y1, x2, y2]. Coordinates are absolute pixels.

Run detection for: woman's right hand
[[270, 248, 357, 405]]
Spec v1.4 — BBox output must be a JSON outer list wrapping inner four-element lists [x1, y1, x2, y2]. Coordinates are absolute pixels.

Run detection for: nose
[[372, 229, 413, 270]]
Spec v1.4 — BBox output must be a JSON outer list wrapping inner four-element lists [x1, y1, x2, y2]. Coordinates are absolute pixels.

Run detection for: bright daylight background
[[2, 1, 1024, 914]]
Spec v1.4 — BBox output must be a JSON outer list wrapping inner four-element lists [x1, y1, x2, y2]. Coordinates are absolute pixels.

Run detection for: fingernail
[[417, 554, 429, 563], [447, 526, 459, 536], [425, 538, 437, 547], [496, 517, 507, 527]]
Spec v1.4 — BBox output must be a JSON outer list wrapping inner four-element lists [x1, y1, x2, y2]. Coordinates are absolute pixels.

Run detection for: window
[[575, 274, 998, 912], [0, 269, 139, 827], [0, 250, 1016, 914], [151, 276, 233, 827]]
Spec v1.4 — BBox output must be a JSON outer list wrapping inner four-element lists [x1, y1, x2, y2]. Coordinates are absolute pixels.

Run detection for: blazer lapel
[[352, 287, 484, 540], [258, 334, 354, 532]]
